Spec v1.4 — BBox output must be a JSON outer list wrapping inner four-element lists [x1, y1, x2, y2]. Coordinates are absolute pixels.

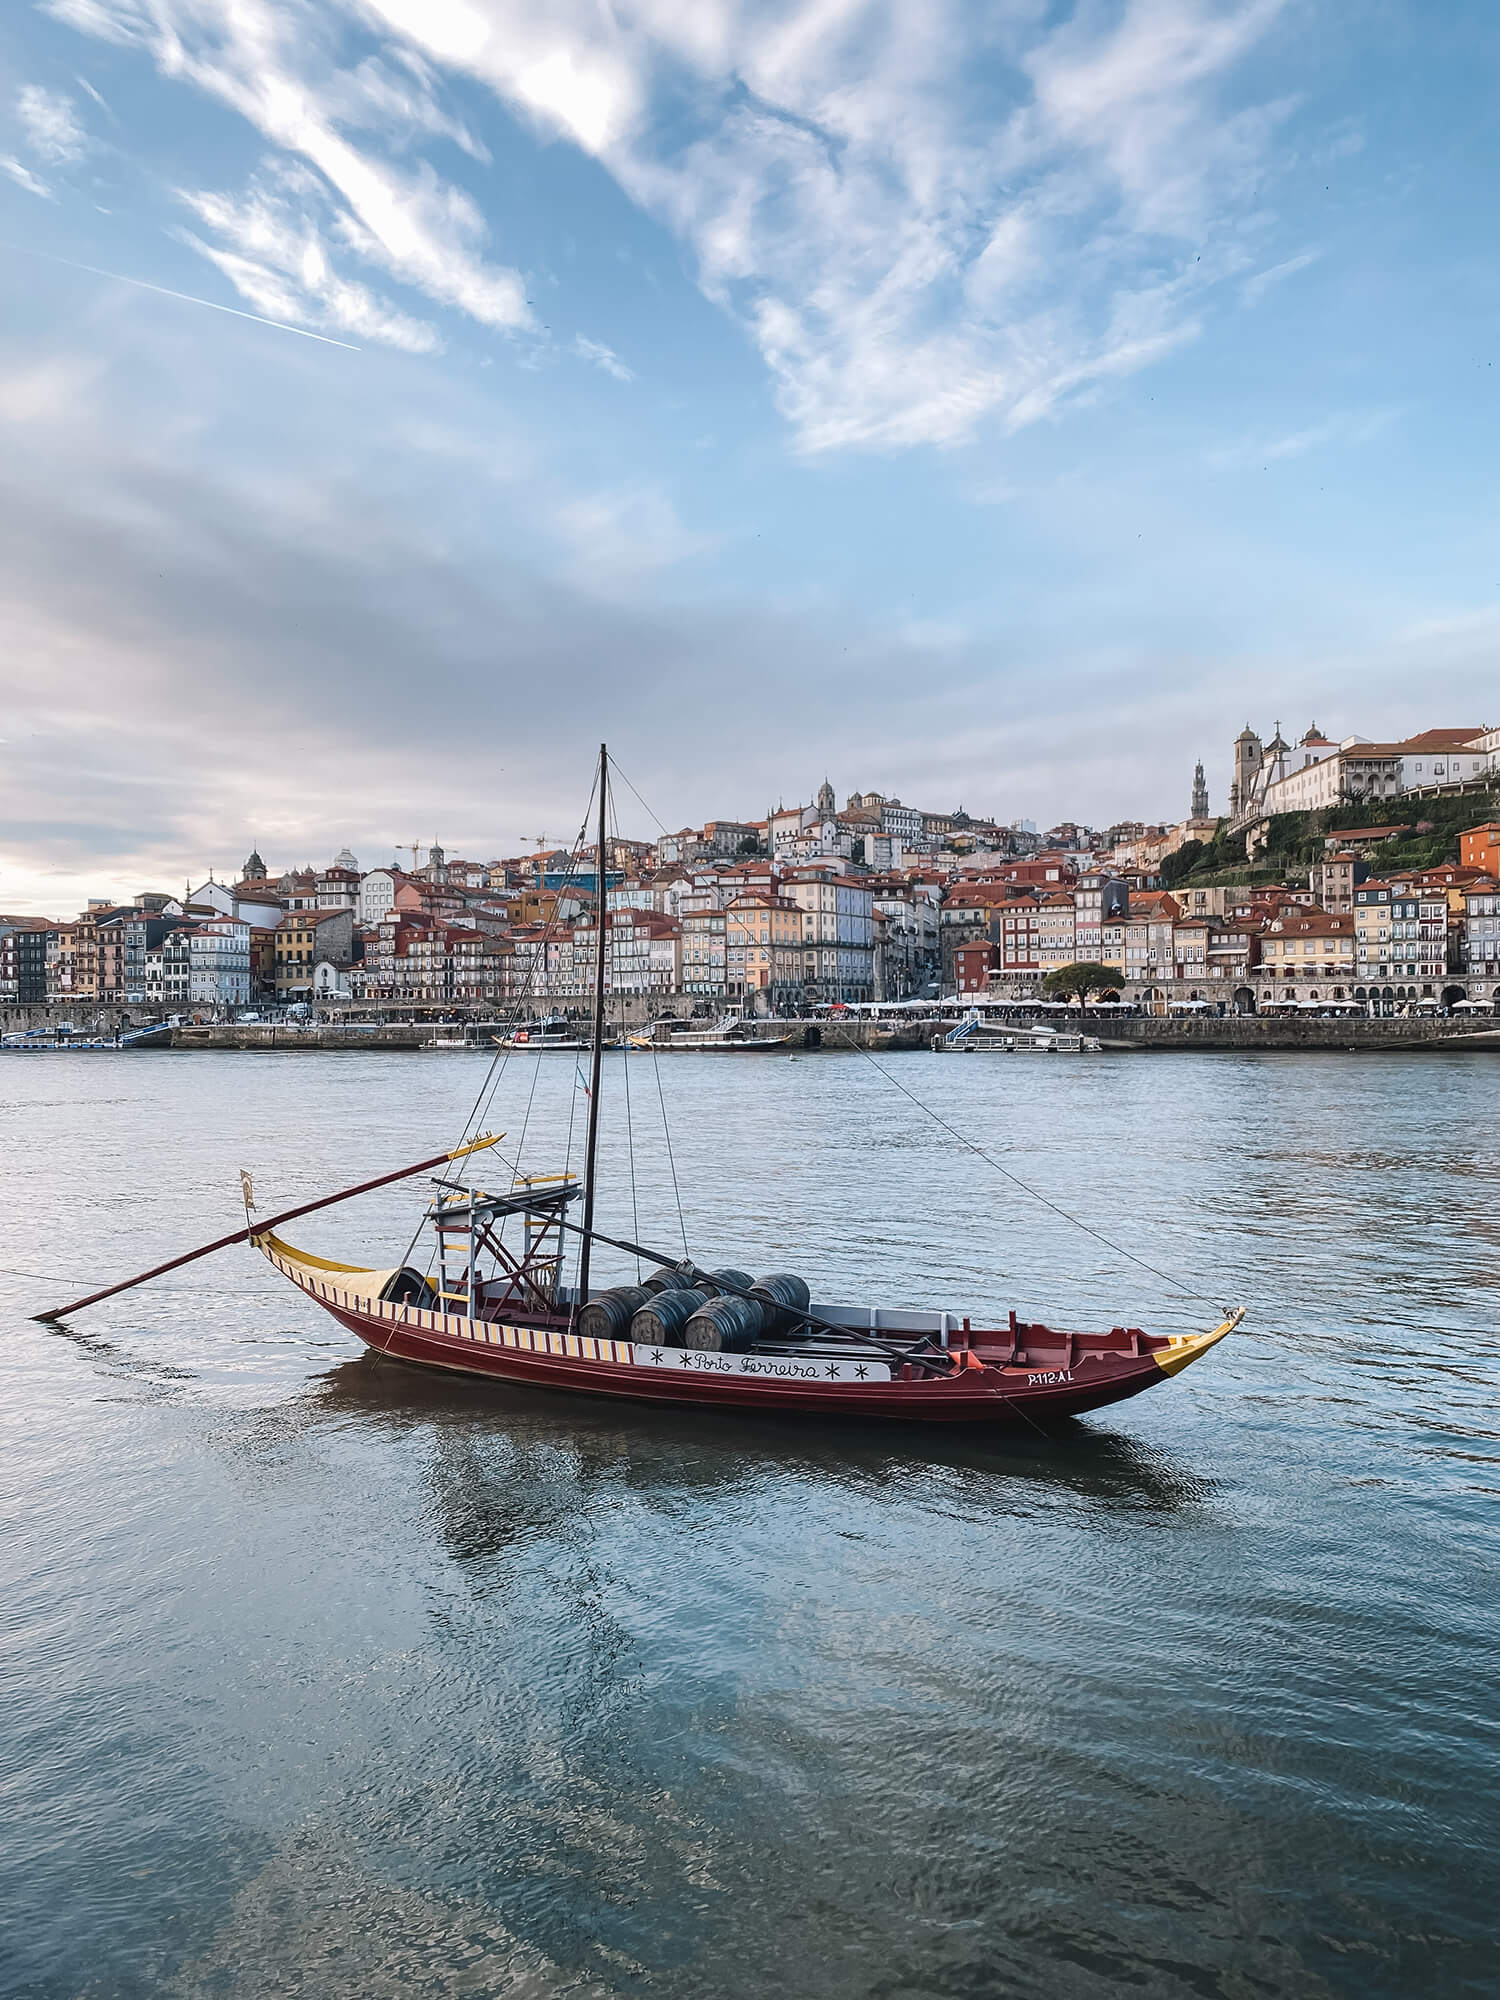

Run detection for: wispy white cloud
[[359, 0, 1298, 450], [1240, 247, 1320, 307], [1208, 408, 1395, 466], [0, 155, 54, 199], [17, 84, 88, 163], [74, 75, 115, 118], [47, 0, 531, 339], [319, 52, 489, 160], [573, 333, 633, 381], [178, 171, 442, 351], [49, 0, 1300, 450]]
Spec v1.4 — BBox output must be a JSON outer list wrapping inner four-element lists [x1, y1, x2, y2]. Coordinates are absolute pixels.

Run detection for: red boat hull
[[331, 1300, 1175, 1421], [258, 1231, 1234, 1426]]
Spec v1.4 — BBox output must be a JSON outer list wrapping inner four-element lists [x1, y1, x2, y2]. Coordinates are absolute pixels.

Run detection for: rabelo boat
[[43, 746, 1243, 1424]]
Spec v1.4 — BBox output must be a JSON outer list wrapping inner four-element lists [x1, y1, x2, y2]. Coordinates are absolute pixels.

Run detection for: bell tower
[[1191, 761, 1209, 820], [1231, 725, 1263, 821]]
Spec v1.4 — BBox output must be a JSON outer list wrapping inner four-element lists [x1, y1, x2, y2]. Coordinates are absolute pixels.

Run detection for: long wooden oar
[[35, 1132, 504, 1322]]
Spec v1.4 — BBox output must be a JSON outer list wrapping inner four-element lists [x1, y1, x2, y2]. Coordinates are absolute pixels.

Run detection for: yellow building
[[1259, 910, 1356, 998], [1035, 893, 1077, 974], [726, 893, 802, 1002], [49, 912, 100, 1004], [275, 913, 320, 1001]]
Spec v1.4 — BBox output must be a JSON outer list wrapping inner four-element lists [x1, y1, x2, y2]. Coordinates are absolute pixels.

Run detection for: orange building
[[1458, 822, 1500, 877]]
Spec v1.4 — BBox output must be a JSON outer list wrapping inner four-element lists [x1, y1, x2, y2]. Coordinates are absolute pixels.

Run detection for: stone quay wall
[[2, 1001, 143, 1034], [1090, 1015, 1500, 1053]]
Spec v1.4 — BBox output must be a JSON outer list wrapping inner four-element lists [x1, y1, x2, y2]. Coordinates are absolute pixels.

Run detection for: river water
[[1, 1047, 1496, 1998]]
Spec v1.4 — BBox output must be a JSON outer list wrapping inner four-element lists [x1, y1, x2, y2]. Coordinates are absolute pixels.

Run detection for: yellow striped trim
[[263, 1237, 635, 1364]]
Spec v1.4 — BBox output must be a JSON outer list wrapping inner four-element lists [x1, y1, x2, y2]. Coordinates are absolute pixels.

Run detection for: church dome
[[241, 849, 267, 881], [333, 846, 359, 871]]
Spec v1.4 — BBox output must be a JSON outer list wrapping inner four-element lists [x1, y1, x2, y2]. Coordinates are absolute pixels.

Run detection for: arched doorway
[[1234, 987, 1256, 1014], [1441, 985, 1465, 1009]]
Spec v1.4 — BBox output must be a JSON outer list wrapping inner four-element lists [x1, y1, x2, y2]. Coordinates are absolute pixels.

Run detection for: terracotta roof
[[944, 885, 1017, 908], [1398, 728, 1487, 751], [1269, 911, 1353, 935]]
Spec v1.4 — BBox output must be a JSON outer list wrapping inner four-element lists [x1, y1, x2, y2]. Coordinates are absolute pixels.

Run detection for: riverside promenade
[[160, 1017, 1500, 1054]]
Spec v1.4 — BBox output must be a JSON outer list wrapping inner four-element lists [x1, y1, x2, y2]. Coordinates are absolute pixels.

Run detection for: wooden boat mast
[[576, 741, 609, 1308]]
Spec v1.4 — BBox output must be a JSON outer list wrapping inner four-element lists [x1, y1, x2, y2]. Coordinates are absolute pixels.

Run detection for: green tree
[[1042, 962, 1126, 1005], [1159, 840, 1205, 887]]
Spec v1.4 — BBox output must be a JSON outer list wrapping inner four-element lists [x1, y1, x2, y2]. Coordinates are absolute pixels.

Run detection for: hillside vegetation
[[1159, 785, 1498, 892]]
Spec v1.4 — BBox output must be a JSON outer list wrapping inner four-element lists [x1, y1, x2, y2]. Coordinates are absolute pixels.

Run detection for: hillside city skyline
[[6, 713, 1496, 921], [6, 715, 1498, 1024]]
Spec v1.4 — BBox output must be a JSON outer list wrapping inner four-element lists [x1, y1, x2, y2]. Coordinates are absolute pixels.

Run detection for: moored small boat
[[493, 1016, 612, 1052], [628, 1018, 793, 1052], [1, 1022, 172, 1052]]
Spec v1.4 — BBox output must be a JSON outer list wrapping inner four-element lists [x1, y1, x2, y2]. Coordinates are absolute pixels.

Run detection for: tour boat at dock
[[626, 1017, 794, 1052], [2, 1023, 172, 1053], [492, 1016, 607, 1053]]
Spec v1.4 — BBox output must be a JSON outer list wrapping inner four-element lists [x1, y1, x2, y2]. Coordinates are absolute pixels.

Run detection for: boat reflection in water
[[312, 1349, 1216, 1524]]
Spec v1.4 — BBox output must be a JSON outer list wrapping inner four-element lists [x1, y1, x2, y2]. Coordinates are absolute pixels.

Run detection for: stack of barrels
[[577, 1265, 812, 1353]]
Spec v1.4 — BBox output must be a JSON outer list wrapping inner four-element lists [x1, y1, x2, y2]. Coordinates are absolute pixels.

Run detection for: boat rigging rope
[[621, 1023, 641, 1278], [609, 758, 670, 841], [563, 1053, 582, 1296], [844, 1039, 1233, 1316], [501, 1034, 549, 1233], [385, 799, 600, 1283], [652, 1043, 690, 1259], [606, 754, 692, 1259], [606, 782, 646, 1279], [452, 772, 601, 1158], [608, 751, 1229, 1320]]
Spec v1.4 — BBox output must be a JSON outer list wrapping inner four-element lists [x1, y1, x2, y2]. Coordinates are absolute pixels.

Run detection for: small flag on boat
[[239, 1169, 256, 1212]]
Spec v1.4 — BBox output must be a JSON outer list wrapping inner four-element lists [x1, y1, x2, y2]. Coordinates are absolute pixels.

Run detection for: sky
[[1, 0, 1498, 914]]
